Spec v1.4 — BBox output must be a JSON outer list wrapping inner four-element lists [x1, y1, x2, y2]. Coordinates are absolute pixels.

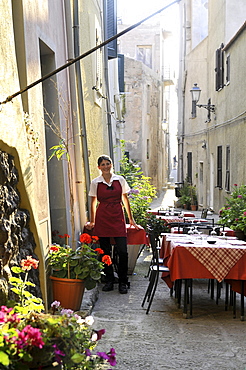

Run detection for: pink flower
[[14, 325, 44, 350], [238, 195, 242, 198], [244, 212, 246, 216], [20, 256, 39, 271]]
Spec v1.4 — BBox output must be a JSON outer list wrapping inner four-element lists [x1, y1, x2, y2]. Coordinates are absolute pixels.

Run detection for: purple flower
[[238, 195, 242, 198], [96, 351, 109, 360], [85, 349, 91, 356], [60, 308, 74, 317], [108, 348, 117, 366], [51, 301, 61, 309], [53, 344, 65, 363]]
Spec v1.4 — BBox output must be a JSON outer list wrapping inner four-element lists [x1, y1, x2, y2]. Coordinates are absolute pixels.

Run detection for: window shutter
[[215, 48, 220, 91], [217, 146, 222, 188], [118, 54, 124, 92], [106, 0, 117, 59], [187, 152, 192, 183]]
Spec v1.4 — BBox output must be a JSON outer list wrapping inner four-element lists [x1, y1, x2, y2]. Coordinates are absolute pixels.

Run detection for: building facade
[[178, 0, 246, 213], [0, 0, 121, 306]]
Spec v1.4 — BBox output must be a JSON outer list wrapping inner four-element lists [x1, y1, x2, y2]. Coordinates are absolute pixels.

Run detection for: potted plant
[[146, 214, 169, 237], [189, 185, 198, 211], [179, 179, 191, 209], [218, 184, 246, 240], [48, 233, 112, 310], [0, 256, 116, 369]]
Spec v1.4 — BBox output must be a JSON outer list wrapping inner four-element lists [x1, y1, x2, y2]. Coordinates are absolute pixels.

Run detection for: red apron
[[93, 180, 127, 237]]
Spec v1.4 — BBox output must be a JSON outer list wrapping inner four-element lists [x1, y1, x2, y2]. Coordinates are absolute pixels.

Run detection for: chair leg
[[142, 270, 155, 307], [146, 271, 159, 314]]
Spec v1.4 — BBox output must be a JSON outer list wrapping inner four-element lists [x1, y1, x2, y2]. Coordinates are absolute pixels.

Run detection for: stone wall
[[0, 150, 41, 304]]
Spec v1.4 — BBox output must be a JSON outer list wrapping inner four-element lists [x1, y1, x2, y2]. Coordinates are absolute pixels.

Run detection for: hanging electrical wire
[[0, 0, 180, 106]]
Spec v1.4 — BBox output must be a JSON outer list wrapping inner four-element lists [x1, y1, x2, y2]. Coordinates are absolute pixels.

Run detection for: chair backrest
[[149, 232, 160, 267]]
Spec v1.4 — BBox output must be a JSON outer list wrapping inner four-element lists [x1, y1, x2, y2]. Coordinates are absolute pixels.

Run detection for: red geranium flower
[[102, 255, 112, 266], [95, 248, 104, 255], [79, 233, 92, 244], [50, 245, 60, 252], [92, 235, 99, 243]]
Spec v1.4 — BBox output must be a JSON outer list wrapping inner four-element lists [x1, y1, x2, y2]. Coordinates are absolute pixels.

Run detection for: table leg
[[189, 279, 193, 318], [183, 279, 188, 318], [225, 282, 229, 311], [233, 291, 236, 319], [241, 281, 244, 321]]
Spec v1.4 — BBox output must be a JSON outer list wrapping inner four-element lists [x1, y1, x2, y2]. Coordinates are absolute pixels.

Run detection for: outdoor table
[[160, 234, 246, 284], [160, 233, 246, 318]]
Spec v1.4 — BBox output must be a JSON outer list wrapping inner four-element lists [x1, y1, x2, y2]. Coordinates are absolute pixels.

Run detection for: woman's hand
[[129, 218, 140, 230], [85, 221, 95, 230]]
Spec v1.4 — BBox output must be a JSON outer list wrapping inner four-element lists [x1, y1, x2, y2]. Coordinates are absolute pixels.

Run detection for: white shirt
[[89, 173, 130, 197]]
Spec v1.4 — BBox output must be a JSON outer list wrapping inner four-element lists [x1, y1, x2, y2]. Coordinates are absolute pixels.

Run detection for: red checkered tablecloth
[[184, 244, 246, 282]]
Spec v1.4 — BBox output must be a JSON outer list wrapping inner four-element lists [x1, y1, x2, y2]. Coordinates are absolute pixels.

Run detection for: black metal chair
[[142, 233, 170, 314]]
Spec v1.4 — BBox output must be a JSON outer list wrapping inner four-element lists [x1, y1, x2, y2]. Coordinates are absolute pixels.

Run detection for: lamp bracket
[[196, 104, 215, 113]]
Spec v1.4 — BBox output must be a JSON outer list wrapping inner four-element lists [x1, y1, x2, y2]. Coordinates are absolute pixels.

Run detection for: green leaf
[[0, 351, 10, 366], [11, 266, 23, 274], [71, 352, 84, 364], [11, 287, 21, 295]]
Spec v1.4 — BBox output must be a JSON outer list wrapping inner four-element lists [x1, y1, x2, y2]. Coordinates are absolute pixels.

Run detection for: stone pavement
[[81, 189, 246, 369]]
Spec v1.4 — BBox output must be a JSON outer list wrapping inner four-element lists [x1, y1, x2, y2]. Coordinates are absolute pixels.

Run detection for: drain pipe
[[103, 0, 114, 162], [73, 0, 91, 215], [63, 1, 87, 227]]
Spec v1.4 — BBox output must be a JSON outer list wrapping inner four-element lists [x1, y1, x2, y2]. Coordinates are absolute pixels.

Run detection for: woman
[[87, 155, 139, 294]]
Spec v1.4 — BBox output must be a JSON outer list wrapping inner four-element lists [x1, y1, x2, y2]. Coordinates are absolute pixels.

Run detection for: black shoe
[[119, 283, 128, 294], [102, 282, 114, 291]]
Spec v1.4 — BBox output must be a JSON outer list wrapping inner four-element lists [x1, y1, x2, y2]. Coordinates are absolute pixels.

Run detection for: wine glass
[[193, 226, 199, 234], [188, 227, 193, 235], [221, 231, 227, 239], [211, 227, 217, 236]]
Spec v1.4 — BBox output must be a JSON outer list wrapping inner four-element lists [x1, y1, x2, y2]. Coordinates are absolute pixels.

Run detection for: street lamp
[[190, 83, 215, 122]]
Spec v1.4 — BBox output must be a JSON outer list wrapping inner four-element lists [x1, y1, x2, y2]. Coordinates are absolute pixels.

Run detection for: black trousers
[[99, 236, 128, 284]]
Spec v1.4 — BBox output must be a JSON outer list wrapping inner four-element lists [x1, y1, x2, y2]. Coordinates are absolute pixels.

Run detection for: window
[[225, 145, 230, 191], [226, 54, 230, 85], [187, 152, 192, 183], [136, 45, 152, 68], [217, 146, 222, 189], [215, 44, 224, 91], [146, 139, 149, 160]]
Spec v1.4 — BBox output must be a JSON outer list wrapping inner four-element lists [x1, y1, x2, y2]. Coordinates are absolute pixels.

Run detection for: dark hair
[[97, 155, 112, 166]]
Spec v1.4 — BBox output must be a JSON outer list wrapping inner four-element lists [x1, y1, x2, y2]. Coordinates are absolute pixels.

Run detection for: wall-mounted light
[[202, 140, 206, 149], [190, 83, 215, 122]]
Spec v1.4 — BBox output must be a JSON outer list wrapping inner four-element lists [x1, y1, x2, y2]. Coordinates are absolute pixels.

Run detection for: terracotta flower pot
[[50, 276, 85, 311], [191, 204, 197, 211]]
